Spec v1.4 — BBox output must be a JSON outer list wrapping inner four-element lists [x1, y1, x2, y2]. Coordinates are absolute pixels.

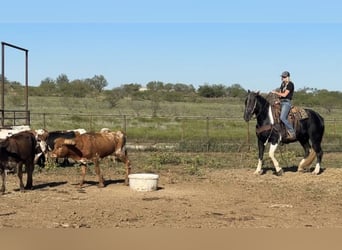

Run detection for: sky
[[1, 0, 342, 92]]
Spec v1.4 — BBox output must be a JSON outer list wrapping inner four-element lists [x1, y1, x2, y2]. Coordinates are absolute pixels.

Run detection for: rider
[[272, 71, 296, 140]]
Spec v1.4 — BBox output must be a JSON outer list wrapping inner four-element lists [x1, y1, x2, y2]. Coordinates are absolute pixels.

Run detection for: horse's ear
[[256, 91, 260, 95]]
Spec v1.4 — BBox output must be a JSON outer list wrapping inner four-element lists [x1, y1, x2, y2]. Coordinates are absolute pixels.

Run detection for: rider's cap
[[281, 71, 290, 77]]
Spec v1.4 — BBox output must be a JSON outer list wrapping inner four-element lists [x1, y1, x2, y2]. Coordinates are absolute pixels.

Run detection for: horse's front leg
[[269, 143, 283, 176], [254, 140, 265, 175]]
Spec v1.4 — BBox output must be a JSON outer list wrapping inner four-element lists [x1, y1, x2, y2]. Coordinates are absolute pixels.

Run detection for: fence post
[[43, 113, 46, 129], [247, 121, 250, 151], [206, 116, 209, 152], [123, 114, 127, 132]]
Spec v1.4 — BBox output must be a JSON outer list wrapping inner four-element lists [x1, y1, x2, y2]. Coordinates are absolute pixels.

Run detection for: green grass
[[3, 94, 342, 152]]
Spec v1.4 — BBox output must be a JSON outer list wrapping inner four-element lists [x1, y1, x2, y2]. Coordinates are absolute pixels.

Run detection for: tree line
[[2, 73, 342, 110]]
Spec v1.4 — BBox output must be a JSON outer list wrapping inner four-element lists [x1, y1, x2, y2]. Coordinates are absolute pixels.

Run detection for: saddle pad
[[291, 106, 308, 120]]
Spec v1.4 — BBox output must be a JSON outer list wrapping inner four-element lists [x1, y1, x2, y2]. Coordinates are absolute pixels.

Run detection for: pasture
[[1, 94, 342, 228], [1, 151, 342, 228], [5, 95, 342, 152]]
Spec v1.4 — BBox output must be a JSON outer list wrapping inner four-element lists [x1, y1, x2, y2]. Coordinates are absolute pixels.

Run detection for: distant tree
[[70, 79, 92, 97], [198, 84, 226, 98], [174, 83, 196, 93], [122, 83, 141, 96], [316, 89, 342, 112], [104, 87, 124, 108], [146, 81, 164, 116], [226, 84, 247, 98], [147, 81, 164, 91], [56, 73, 70, 96], [10, 81, 21, 86], [38, 77, 56, 96], [56, 74, 69, 84], [88, 75, 108, 93], [164, 83, 196, 93], [0, 74, 9, 84]]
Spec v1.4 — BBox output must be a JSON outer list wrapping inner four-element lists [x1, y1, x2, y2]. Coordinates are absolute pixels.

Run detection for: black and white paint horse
[[243, 90, 324, 175]]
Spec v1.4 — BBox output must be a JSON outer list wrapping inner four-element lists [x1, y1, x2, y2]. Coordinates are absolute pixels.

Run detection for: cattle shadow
[[105, 179, 126, 186], [70, 179, 126, 188], [33, 181, 68, 190], [12, 181, 67, 192]]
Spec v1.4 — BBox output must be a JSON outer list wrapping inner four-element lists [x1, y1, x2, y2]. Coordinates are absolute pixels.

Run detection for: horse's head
[[243, 90, 260, 122]]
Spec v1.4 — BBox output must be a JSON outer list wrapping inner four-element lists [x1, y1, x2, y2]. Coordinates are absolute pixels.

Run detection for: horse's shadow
[[262, 165, 325, 175]]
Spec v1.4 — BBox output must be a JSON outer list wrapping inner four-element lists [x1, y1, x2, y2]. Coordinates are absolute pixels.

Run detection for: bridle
[[246, 93, 258, 119], [246, 93, 278, 145]]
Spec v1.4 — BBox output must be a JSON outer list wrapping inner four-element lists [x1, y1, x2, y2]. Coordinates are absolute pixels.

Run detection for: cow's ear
[[6, 140, 18, 154]]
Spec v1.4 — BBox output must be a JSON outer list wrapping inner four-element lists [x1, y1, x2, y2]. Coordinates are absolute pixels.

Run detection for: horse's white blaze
[[268, 106, 274, 125], [254, 159, 263, 174], [269, 143, 282, 172]]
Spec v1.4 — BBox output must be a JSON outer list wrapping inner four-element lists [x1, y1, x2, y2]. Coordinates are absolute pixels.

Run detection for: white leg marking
[[313, 163, 321, 175], [298, 158, 306, 171], [254, 159, 263, 175], [269, 143, 282, 173]]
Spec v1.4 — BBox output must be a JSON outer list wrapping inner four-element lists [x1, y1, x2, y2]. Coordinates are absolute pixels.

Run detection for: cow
[[0, 131, 37, 194], [35, 129, 80, 166], [51, 130, 131, 188]]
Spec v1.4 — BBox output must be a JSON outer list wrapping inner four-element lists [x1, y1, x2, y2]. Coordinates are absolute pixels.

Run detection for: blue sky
[[1, 0, 342, 92]]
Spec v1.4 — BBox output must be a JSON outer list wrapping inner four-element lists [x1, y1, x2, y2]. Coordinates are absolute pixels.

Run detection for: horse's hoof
[[254, 170, 263, 175], [297, 168, 305, 173], [275, 169, 284, 176], [312, 170, 320, 175]]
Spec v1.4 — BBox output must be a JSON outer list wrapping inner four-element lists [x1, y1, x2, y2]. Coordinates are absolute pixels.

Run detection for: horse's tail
[[298, 149, 316, 169]]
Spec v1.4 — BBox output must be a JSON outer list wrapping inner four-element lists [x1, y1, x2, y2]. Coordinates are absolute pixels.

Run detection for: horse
[[243, 90, 325, 176]]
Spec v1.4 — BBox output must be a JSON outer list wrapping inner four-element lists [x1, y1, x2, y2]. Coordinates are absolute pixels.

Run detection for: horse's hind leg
[[298, 141, 311, 172]]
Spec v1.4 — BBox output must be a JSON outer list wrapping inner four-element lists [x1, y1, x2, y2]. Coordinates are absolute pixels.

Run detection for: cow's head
[[50, 138, 68, 158], [34, 129, 49, 154]]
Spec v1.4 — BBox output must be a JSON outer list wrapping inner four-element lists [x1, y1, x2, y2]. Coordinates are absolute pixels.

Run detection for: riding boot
[[286, 131, 296, 140]]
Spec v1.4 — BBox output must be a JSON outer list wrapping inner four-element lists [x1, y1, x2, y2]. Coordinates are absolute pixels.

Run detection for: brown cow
[[0, 131, 37, 194], [51, 130, 131, 188]]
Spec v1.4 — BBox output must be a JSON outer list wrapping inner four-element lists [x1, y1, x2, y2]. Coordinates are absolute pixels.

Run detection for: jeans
[[280, 100, 295, 135]]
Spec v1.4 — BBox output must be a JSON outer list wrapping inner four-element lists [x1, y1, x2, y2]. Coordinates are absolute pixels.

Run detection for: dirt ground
[[1, 152, 342, 229]]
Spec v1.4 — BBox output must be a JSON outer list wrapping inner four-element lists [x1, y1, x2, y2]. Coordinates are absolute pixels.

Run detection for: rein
[[255, 124, 273, 135], [252, 95, 278, 145]]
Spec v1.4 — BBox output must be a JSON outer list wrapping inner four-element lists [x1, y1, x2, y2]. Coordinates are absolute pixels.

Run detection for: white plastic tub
[[128, 173, 159, 192]]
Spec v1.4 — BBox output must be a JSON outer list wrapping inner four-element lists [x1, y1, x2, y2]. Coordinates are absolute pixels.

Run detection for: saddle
[[266, 93, 308, 137]]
